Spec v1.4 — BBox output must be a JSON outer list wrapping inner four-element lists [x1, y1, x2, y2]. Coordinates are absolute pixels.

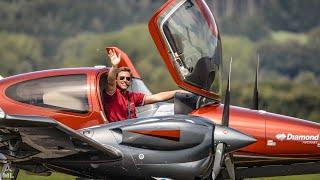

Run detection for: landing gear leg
[[12, 168, 19, 180]]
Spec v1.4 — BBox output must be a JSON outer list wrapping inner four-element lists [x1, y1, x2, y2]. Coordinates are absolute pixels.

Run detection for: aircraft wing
[[0, 114, 122, 162]]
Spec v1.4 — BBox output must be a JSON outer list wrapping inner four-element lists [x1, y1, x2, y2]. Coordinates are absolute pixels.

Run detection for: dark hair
[[117, 67, 132, 77]]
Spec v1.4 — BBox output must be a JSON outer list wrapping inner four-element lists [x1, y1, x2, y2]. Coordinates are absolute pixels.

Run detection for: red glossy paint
[[128, 129, 181, 141], [0, 68, 106, 130], [0, 0, 318, 171], [191, 104, 320, 158], [150, 0, 320, 161], [148, 0, 221, 101], [195, 0, 218, 36], [0, 66, 318, 158], [0, 46, 143, 130]]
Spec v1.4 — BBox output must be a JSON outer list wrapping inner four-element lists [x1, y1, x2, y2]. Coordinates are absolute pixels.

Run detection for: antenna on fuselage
[[252, 55, 260, 110]]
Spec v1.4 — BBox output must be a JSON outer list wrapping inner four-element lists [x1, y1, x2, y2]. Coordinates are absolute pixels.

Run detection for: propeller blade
[[212, 59, 232, 179], [211, 58, 256, 180], [225, 154, 235, 180], [212, 143, 225, 180], [252, 55, 260, 110], [222, 58, 232, 126]]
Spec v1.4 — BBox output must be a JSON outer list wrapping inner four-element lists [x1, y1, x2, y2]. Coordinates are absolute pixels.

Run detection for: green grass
[[252, 174, 320, 180], [271, 31, 308, 44], [17, 171, 75, 180]]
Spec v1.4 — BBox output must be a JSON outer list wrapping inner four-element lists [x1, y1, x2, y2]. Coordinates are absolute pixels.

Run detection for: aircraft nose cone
[[214, 125, 256, 153]]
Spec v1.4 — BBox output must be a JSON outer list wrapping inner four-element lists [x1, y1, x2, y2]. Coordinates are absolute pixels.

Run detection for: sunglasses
[[119, 76, 131, 81]]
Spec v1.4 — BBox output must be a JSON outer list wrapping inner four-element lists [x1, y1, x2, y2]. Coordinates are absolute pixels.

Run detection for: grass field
[[17, 171, 74, 180], [271, 31, 308, 44]]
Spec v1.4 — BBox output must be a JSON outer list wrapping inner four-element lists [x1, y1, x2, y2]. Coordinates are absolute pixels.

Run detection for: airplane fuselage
[[0, 67, 319, 161], [192, 104, 320, 158]]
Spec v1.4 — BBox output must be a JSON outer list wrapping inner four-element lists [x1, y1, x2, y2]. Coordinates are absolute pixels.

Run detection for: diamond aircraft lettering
[[276, 133, 319, 142]]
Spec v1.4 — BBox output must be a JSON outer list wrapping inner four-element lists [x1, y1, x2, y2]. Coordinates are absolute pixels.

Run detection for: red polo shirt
[[103, 88, 145, 122]]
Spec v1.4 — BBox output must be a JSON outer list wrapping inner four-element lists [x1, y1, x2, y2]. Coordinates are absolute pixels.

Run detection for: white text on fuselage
[[276, 133, 319, 144]]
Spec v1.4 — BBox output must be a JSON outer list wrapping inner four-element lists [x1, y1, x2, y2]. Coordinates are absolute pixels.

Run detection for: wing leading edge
[[0, 114, 122, 162]]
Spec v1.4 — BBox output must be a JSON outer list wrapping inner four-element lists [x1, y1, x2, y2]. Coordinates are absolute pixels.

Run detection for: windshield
[[161, 0, 222, 95]]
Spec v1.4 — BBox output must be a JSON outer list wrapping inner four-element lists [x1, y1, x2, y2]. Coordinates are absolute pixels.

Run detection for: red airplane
[[0, 0, 319, 179]]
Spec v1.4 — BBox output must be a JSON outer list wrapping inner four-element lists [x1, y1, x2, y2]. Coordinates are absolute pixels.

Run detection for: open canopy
[[149, 0, 222, 101]]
